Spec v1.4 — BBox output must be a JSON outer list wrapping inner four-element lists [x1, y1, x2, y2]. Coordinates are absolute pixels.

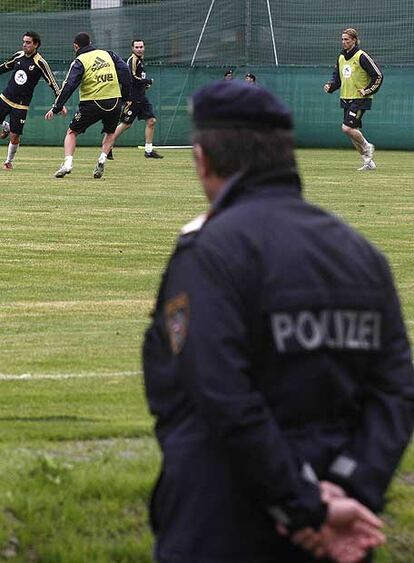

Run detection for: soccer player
[[0, 32, 64, 170], [107, 39, 163, 160], [324, 28, 383, 171], [45, 32, 130, 179]]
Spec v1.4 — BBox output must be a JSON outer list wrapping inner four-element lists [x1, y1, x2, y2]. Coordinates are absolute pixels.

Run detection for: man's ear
[[193, 143, 211, 180]]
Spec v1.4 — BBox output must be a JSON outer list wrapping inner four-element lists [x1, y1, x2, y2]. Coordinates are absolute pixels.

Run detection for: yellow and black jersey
[[326, 45, 383, 108], [0, 50, 60, 109], [53, 45, 130, 112]]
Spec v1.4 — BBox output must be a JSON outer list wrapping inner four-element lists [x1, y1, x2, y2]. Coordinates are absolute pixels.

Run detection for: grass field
[[0, 146, 412, 562]]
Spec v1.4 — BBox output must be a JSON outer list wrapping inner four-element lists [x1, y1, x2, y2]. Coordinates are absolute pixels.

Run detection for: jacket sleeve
[[0, 51, 21, 75], [162, 235, 327, 531], [128, 55, 153, 87], [109, 50, 131, 101], [359, 52, 383, 95], [38, 56, 61, 97], [325, 59, 341, 93], [52, 59, 84, 113], [327, 256, 414, 511]]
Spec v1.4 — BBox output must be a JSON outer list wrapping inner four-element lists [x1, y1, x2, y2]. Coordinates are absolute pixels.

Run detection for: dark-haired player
[[108, 39, 163, 160], [45, 32, 130, 179], [0, 31, 64, 170]]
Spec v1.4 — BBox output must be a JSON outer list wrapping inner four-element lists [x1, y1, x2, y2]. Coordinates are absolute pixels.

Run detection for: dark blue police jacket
[[143, 169, 414, 563]]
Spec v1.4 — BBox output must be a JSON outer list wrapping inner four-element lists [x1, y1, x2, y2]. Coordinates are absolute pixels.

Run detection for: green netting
[[0, 0, 413, 65], [0, 1, 413, 148]]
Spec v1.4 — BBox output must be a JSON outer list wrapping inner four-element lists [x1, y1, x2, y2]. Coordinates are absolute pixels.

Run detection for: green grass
[[0, 146, 412, 561]]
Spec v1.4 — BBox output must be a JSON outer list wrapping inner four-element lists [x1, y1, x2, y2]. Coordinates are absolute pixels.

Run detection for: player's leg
[[108, 101, 135, 159], [140, 99, 163, 159], [56, 120, 87, 178], [342, 124, 372, 153], [343, 124, 376, 171], [3, 108, 26, 170], [94, 99, 123, 178], [342, 105, 375, 170], [113, 121, 132, 144], [3, 133, 20, 170], [107, 122, 130, 160], [0, 99, 11, 144], [55, 102, 102, 178], [342, 124, 367, 153], [55, 129, 78, 177]]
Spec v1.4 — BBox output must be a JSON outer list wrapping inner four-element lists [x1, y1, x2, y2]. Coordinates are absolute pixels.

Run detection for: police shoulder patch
[[164, 293, 190, 354]]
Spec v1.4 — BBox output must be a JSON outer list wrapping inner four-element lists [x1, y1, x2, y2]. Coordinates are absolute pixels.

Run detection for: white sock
[[6, 142, 19, 163], [361, 138, 370, 151], [64, 156, 73, 170], [145, 143, 153, 153], [98, 152, 107, 164]]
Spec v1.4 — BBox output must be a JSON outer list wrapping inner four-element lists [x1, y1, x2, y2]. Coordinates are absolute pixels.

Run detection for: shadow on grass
[[0, 416, 98, 422]]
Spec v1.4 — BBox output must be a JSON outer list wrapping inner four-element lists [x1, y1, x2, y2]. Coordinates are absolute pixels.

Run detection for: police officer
[[45, 32, 130, 179], [143, 80, 414, 562], [324, 28, 383, 171]]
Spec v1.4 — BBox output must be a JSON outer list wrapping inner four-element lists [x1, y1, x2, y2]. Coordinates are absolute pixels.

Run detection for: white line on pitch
[[0, 371, 141, 381]]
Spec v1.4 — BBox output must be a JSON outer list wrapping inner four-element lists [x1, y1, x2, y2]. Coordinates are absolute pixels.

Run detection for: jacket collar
[[209, 167, 302, 217], [76, 45, 96, 57], [341, 45, 360, 61]]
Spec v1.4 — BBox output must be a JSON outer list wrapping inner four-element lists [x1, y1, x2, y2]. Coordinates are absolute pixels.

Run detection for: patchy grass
[[0, 147, 412, 561]]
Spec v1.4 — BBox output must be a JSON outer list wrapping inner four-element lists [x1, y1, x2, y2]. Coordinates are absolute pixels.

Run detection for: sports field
[[0, 146, 412, 562]]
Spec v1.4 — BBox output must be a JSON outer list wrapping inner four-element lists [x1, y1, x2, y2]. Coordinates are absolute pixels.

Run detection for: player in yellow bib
[[45, 32, 131, 179], [324, 28, 383, 171]]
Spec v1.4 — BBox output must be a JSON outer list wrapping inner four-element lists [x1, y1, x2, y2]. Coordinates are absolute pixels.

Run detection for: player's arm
[[359, 53, 383, 96], [324, 60, 341, 93], [109, 51, 132, 101], [327, 254, 414, 512], [51, 59, 84, 113], [37, 56, 61, 98], [0, 51, 22, 75]]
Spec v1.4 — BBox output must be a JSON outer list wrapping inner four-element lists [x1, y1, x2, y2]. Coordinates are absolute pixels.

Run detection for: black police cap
[[190, 79, 293, 131]]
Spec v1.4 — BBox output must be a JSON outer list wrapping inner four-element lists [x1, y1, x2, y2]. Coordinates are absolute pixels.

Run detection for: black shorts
[[69, 98, 122, 134], [342, 100, 368, 129], [0, 97, 27, 135], [120, 98, 155, 125]]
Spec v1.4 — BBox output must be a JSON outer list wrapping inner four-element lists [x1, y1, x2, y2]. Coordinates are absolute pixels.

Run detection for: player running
[[324, 28, 383, 171]]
